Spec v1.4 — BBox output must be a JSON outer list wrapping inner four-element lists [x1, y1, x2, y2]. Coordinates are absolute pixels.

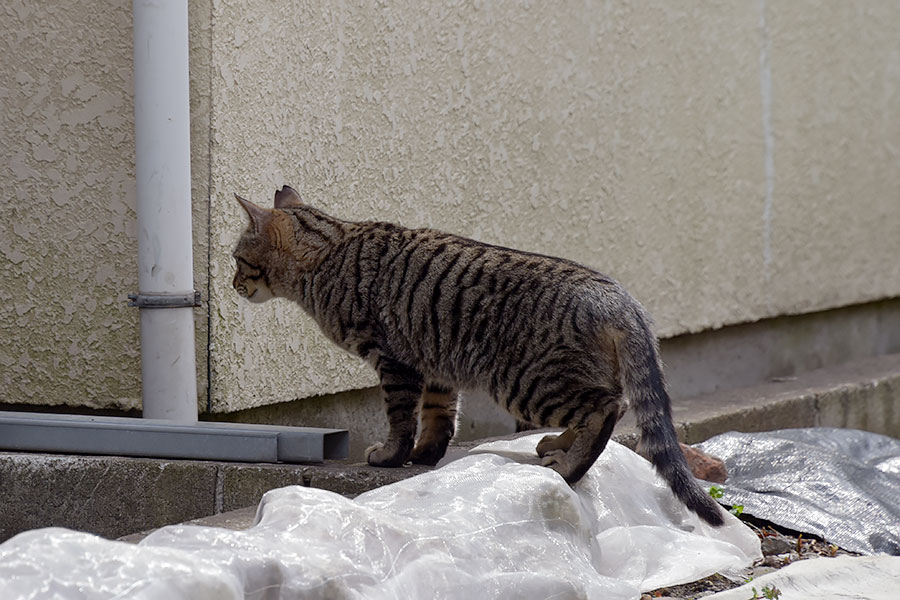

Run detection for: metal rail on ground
[[0, 411, 348, 463]]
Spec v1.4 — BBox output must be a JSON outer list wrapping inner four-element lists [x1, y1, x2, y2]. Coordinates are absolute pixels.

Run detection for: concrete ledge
[[0, 453, 431, 543], [0, 454, 219, 542], [2, 353, 898, 543], [676, 352, 900, 443]]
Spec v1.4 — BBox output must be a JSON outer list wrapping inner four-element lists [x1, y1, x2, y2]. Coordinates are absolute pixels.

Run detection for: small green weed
[[709, 486, 744, 516], [749, 584, 782, 599]]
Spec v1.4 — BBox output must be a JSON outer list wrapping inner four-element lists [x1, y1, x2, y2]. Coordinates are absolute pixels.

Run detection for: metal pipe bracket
[[128, 291, 202, 308]]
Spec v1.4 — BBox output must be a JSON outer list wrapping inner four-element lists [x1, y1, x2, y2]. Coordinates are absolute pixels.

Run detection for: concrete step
[[2, 352, 898, 544]]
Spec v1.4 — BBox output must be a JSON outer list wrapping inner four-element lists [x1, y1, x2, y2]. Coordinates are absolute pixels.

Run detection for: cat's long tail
[[615, 307, 726, 527]]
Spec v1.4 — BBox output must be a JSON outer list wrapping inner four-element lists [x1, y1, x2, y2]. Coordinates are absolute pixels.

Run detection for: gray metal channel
[[0, 412, 348, 463]]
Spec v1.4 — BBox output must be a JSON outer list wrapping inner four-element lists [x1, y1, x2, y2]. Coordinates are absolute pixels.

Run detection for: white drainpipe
[[130, 0, 198, 422]]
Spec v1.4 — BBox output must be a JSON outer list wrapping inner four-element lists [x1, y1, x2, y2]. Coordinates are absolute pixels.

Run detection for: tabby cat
[[233, 186, 724, 526]]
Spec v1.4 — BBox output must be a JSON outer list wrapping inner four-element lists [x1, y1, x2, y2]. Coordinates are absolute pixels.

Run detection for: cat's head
[[232, 185, 329, 303]]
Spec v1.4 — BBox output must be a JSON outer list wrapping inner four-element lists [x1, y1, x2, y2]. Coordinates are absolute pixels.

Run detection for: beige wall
[[0, 2, 210, 410], [3, 1, 899, 413]]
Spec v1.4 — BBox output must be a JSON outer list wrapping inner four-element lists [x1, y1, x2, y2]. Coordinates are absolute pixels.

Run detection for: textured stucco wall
[[0, 2, 211, 410], [3, 2, 899, 413], [208, 1, 900, 412]]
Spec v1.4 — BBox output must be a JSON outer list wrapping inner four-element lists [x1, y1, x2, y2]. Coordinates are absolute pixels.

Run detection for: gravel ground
[[643, 516, 860, 600]]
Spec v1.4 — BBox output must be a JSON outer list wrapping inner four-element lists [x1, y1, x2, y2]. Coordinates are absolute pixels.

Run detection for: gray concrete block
[[0, 454, 218, 542], [305, 462, 432, 497], [681, 394, 820, 445], [219, 464, 308, 513], [816, 378, 900, 437], [215, 461, 434, 516]]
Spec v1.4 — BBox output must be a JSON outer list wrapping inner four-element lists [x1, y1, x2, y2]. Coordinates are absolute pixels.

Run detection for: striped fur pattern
[[233, 186, 724, 526]]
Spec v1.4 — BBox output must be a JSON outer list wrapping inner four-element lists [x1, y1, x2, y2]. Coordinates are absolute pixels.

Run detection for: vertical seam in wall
[[205, 0, 215, 413], [214, 465, 225, 513], [759, 0, 775, 290]]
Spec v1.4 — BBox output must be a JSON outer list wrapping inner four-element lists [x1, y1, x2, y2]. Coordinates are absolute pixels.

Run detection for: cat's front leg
[[409, 384, 458, 466], [365, 356, 423, 467]]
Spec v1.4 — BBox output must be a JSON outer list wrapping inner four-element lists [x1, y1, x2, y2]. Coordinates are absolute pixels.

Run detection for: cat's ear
[[274, 185, 303, 209], [234, 193, 271, 234]]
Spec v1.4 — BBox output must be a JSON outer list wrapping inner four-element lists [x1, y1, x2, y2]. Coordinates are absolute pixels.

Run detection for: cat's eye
[[236, 257, 262, 279]]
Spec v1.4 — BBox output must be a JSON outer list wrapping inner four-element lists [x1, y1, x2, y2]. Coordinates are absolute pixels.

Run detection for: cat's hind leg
[[540, 399, 621, 484], [409, 384, 458, 466], [366, 357, 423, 467]]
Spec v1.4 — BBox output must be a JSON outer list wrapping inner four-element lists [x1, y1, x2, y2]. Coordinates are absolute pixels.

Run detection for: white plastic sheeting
[[0, 436, 760, 599], [706, 555, 900, 600]]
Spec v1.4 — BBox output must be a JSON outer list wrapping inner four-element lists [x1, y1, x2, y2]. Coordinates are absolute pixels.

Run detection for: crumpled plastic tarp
[[0, 435, 760, 600], [696, 428, 900, 555], [706, 554, 900, 600]]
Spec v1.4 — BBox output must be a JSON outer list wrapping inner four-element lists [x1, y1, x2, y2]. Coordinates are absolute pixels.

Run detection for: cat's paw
[[540, 449, 567, 469], [365, 442, 408, 467], [541, 449, 583, 484], [409, 443, 444, 466], [364, 442, 384, 462]]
